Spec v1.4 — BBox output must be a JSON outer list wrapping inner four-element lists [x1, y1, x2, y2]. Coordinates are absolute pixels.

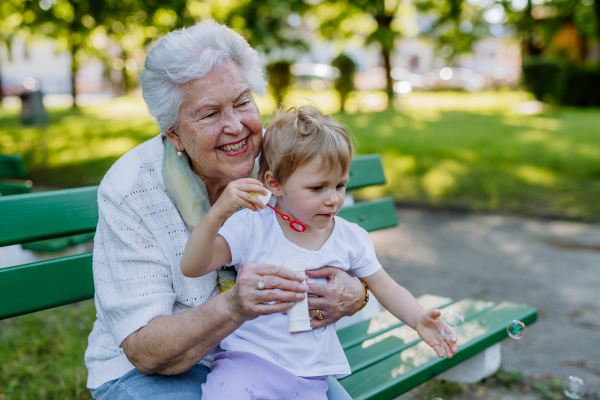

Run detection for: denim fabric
[[91, 365, 352, 400]]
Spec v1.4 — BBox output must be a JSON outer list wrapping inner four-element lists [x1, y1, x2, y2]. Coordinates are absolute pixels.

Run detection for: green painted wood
[[21, 232, 96, 252], [338, 294, 453, 350], [0, 180, 32, 196], [0, 253, 94, 320], [0, 154, 26, 178], [347, 155, 386, 190], [0, 186, 98, 247], [337, 197, 397, 232], [339, 302, 538, 400], [345, 298, 496, 373]]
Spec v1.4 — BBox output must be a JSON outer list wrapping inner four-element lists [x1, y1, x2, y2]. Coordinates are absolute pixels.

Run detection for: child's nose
[[325, 190, 339, 205]]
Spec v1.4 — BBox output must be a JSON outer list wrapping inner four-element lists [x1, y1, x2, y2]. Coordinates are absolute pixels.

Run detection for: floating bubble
[[432, 398, 443, 400], [480, 319, 488, 326], [438, 311, 464, 340], [564, 376, 584, 399], [507, 320, 526, 339]]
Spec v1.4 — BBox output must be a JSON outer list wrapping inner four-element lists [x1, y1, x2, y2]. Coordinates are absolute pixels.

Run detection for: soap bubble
[[432, 398, 443, 400], [438, 311, 464, 340], [479, 319, 488, 326], [564, 376, 584, 399], [507, 320, 526, 339]]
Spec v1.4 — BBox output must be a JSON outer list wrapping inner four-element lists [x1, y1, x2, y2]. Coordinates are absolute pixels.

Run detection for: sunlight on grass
[[515, 165, 557, 186]]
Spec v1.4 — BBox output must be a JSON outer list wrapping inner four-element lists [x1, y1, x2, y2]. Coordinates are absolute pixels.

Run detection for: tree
[[331, 53, 356, 113]]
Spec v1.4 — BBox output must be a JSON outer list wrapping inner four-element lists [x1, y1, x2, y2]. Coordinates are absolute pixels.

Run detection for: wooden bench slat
[[347, 155, 387, 191], [338, 294, 453, 350], [338, 197, 397, 232], [0, 253, 94, 320], [345, 298, 496, 373], [0, 154, 26, 178], [0, 186, 99, 247], [339, 302, 538, 400]]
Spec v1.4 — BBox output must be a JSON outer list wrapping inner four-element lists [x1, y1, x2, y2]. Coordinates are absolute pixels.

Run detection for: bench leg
[[437, 343, 501, 383]]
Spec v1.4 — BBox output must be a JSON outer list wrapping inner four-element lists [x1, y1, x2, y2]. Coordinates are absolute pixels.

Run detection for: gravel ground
[[370, 208, 600, 399]]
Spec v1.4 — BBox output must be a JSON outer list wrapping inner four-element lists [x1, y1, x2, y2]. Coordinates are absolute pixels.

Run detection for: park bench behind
[[0, 154, 537, 400]]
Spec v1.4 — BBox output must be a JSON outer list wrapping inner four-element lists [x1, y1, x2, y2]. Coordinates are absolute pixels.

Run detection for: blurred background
[[0, 0, 599, 399]]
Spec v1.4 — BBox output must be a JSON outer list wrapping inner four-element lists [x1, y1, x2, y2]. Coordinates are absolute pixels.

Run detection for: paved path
[[370, 209, 600, 394]]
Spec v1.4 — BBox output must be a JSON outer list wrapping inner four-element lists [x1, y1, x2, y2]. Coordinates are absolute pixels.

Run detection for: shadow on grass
[[336, 108, 600, 220]]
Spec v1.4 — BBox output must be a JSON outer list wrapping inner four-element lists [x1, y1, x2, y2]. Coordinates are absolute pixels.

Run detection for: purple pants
[[201, 351, 328, 400]]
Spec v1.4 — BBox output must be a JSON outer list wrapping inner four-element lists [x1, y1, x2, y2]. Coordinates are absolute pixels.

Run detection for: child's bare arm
[[180, 212, 232, 277], [180, 178, 267, 278], [362, 269, 458, 359]]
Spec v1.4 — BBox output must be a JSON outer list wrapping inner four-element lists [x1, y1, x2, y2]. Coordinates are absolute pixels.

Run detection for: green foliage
[[522, 57, 600, 106], [267, 61, 292, 105], [561, 65, 600, 107], [521, 57, 564, 102], [332, 54, 356, 113]]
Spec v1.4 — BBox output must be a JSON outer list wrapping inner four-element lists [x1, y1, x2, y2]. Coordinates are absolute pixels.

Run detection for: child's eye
[[310, 186, 324, 191], [336, 184, 347, 190]]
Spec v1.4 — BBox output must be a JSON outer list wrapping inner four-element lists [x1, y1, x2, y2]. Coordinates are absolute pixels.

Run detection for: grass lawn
[[1, 90, 600, 219], [1, 91, 599, 397]]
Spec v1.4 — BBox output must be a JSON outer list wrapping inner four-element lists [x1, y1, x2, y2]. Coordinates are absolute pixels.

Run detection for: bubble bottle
[[282, 260, 312, 332]]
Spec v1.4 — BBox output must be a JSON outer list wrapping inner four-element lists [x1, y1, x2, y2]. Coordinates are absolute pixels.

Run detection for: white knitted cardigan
[[84, 135, 220, 389]]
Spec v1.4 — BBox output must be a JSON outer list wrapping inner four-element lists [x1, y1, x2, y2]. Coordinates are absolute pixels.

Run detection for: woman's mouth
[[217, 137, 249, 155]]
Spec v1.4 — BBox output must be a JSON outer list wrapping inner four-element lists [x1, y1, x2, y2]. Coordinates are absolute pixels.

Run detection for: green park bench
[[0, 154, 537, 399], [0, 153, 32, 196]]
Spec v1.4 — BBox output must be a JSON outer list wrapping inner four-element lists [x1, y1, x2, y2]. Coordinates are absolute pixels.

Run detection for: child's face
[[276, 158, 349, 231]]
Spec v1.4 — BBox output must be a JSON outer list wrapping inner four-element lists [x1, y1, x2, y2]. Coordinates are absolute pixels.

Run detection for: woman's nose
[[222, 109, 243, 135]]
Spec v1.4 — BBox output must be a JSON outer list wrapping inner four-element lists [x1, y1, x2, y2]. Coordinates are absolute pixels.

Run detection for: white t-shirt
[[218, 207, 382, 378]]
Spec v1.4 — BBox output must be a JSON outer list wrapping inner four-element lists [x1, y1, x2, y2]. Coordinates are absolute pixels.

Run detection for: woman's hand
[[225, 262, 309, 323], [415, 309, 458, 359], [304, 266, 366, 329], [211, 178, 267, 220]]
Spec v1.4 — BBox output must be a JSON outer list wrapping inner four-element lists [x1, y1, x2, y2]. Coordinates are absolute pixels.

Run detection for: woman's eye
[[237, 101, 250, 107], [203, 112, 217, 119]]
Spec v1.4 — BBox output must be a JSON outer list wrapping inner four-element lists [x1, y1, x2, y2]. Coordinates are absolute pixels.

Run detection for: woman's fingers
[[250, 263, 305, 283]]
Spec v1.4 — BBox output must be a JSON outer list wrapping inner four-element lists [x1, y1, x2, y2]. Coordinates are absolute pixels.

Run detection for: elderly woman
[[84, 21, 366, 399]]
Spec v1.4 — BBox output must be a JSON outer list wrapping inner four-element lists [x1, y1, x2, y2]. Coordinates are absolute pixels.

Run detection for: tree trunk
[[381, 46, 394, 110], [595, 0, 600, 68], [71, 44, 78, 108]]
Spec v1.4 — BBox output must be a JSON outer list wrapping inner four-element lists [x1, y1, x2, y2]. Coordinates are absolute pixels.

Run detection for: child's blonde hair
[[259, 106, 354, 185]]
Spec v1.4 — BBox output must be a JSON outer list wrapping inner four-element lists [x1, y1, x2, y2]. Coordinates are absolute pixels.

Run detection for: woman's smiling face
[[167, 61, 263, 194]]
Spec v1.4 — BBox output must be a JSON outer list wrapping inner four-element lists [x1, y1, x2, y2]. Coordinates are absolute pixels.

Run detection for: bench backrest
[[0, 154, 397, 320]]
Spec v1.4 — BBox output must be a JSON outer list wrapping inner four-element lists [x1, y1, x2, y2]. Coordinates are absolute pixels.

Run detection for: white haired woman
[[85, 21, 365, 399]]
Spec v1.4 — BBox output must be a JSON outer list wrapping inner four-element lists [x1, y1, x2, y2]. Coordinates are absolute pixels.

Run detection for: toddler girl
[[181, 106, 457, 399]]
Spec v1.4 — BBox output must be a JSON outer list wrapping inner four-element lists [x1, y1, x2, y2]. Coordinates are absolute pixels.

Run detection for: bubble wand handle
[[266, 204, 306, 233]]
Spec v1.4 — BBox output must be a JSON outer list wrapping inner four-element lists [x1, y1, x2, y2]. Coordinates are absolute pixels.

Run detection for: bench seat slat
[[345, 298, 496, 373], [338, 295, 453, 350], [339, 302, 538, 400], [338, 197, 397, 232], [0, 253, 94, 320], [347, 155, 387, 191], [0, 186, 99, 247]]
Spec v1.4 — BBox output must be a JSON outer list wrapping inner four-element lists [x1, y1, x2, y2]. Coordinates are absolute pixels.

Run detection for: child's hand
[[415, 309, 458, 359], [211, 178, 268, 220]]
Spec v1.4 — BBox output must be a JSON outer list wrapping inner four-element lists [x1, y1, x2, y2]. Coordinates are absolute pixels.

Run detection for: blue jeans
[[91, 365, 352, 400]]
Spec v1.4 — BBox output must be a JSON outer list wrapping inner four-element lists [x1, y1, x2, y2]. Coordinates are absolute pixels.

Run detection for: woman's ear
[[165, 127, 184, 152], [264, 171, 283, 196]]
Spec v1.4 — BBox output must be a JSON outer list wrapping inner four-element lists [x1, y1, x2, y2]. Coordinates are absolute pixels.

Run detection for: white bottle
[[282, 260, 312, 333]]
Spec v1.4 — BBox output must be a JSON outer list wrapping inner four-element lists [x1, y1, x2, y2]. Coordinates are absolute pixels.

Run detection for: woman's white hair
[[140, 20, 266, 134]]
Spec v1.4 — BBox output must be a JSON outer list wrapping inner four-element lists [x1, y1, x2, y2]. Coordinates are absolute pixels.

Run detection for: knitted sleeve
[[92, 182, 177, 347]]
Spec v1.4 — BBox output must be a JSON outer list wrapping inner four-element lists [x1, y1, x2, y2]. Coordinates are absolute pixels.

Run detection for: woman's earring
[[177, 150, 183, 157]]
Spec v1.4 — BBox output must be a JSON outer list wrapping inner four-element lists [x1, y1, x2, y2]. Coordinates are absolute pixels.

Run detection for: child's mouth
[[217, 137, 249, 155], [317, 212, 335, 219]]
